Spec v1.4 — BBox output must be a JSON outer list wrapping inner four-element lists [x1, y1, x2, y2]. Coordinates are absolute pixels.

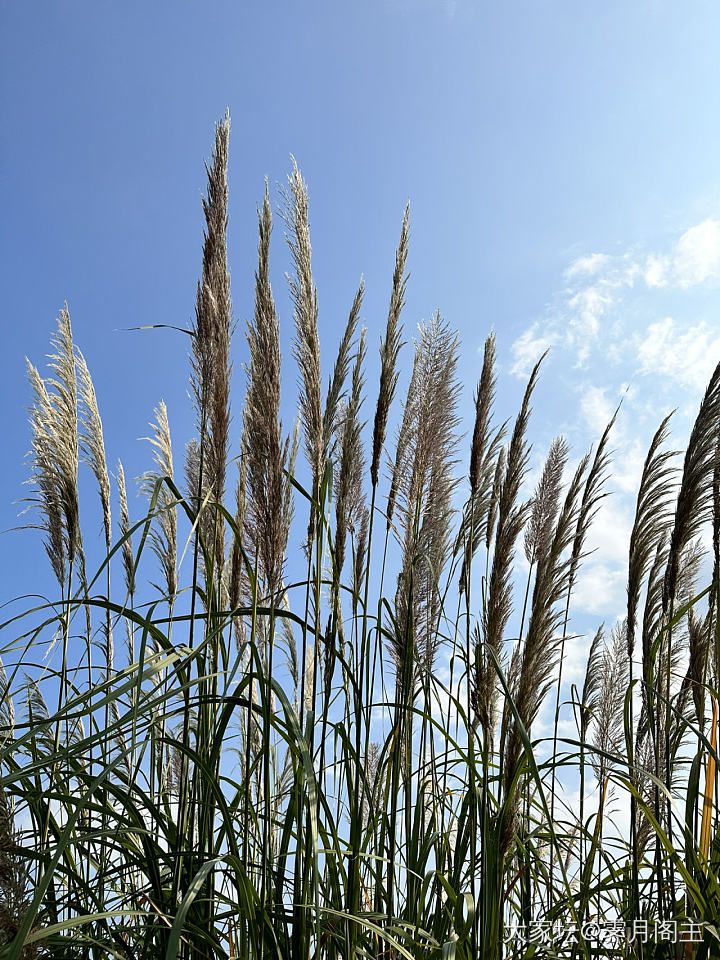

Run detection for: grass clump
[[2, 114, 720, 960]]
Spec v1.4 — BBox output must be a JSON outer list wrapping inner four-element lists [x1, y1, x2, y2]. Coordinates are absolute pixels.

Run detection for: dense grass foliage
[[2, 115, 720, 959]]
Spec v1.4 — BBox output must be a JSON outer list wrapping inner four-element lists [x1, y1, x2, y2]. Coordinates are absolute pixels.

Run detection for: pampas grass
[[3, 116, 720, 960]]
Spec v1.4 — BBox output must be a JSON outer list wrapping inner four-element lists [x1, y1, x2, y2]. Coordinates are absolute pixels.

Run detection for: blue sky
[[1, 0, 720, 724]]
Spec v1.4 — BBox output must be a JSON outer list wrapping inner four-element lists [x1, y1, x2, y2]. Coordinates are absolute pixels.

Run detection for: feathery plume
[[390, 315, 461, 681], [190, 112, 233, 571], [590, 621, 628, 784], [116, 460, 134, 597], [228, 454, 247, 605], [579, 625, 605, 744], [504, 453, 586, 771], [140, 400, 178, 605], [285, 158, 323, 493], [27, 303, 85, 585], [245, 182, 289, 596], [371, 204, 409, 488], [353, 506, 370, 618], [458, 331, 504, 594], [501, 450, 589, 853], [626, 413, 677, 661], [486, 445, 506, 553], [25, 306, 82, 585], [77, 351, 111, 551], [335, 327, 367, 577], [324, 279, 364, 461], [474, 353, 544, 738], [683, 606, 711, 729], [663, 360, 720, 612], [469, 331, 497, 496], [524, 437, 569, 567]]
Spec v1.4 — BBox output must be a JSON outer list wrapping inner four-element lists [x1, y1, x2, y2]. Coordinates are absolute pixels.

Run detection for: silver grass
[[279, 418, 300, 588], [26, 306, 83, 585], [590, 621, 627, 785], [324, 279, 364, 462], [474, 354, 544, 739], [500, 453, 590, 858], [77, 350, 111, 551], [284, 158, 323, 492], [524, 436, 569, 568], [371, 204, 410, 488], [335, 327, 367, 577], [116, 460, 134, 597], [503, 452, 588, 791], [140, 400, 178, 605], [386, 347, 420, 530], [457, 331, 505, 594], [184, 436, 209, 546], [390, 315, 461, 680], [486, 445, 506, 553], [353, 506, 370, 618], [245, 182, 289, 596], [26, 364, 65, 585], [579, 625, 605, 745], [190, 113, 233, 572], [469, 331, 497, 497], [663, 359, 720, 612], [626, 413, 677, 661], [682, 606, 712, 729], [228, 455, 248, 647], [671, 539, 706, 734]]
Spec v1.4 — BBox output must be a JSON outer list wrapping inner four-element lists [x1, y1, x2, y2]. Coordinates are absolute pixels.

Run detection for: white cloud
[[579, 384, 616, 437], [611, 438, 646, 495], [510, 215, 720, 396], [565, 252, 611, 280], [570, 497, 633, 618], [572, 561, 626, 617], [645, 219, 720, 289], [644, 253, 667, 288], [635, 317, 720, 390], [510, 322, 555, 377], [567, 285, 615, 364]]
